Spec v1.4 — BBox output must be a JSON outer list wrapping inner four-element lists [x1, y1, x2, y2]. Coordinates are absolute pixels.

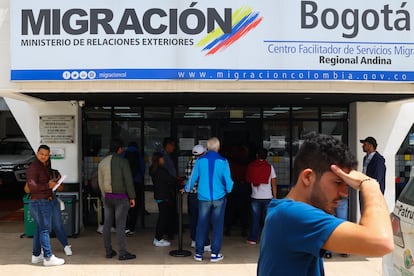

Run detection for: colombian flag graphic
[[196, 6, 263, 55]]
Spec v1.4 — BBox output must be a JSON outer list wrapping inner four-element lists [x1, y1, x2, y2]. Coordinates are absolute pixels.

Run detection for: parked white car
[[383, 166, 414, 275], [0, 137, 35, 183]]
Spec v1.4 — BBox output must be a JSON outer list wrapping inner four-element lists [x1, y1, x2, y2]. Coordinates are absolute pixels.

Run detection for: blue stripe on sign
[[10, 69, 414, 81]]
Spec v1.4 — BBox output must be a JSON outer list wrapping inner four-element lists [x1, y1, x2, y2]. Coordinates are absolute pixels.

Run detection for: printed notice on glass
[[40, 116, 75, 143], [179, 138, 195, 151], [270, 136, 286, 149]]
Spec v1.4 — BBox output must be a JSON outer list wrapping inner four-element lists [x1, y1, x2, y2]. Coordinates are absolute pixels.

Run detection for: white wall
[[4, 97, 82, 184], [354, 100, 414, 213]]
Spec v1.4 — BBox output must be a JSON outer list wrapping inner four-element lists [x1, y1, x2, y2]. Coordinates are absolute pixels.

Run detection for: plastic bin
[[23, 194, 35, 237], [59, 195, 76, 236]]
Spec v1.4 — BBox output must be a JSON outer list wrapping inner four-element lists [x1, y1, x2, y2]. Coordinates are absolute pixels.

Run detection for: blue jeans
[[336, 198, 348, 220], [196, 197, 226, 255], [33, 196, 69, 255], [248, 198, 271, 242], [51, 196, 69, 246], [188, 193, 210, 245], [325, 198, 349, 256], [30, 199, 54, 258]]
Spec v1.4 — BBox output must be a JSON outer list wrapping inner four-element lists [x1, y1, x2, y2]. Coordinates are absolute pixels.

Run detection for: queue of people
[[25, 134, 392, 272]]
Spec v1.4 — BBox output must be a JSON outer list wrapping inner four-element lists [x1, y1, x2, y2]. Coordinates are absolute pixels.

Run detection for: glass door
[[176, 123, 212, 177]]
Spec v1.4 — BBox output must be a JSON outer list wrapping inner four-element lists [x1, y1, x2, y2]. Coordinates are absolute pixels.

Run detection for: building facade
[[1, 0, 414, 221]]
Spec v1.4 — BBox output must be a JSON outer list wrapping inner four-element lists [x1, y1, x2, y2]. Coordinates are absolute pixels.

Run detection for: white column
[[353, 100, 414, 219], [4, 97, 81, 183]]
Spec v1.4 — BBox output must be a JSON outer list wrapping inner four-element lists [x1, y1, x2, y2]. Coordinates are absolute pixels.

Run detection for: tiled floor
[[0, 192, 383, 276], [0, 220, 383, 276]]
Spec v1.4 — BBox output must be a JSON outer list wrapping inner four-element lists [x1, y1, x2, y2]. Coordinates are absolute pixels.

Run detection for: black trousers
[[155, 201, 175, 240]]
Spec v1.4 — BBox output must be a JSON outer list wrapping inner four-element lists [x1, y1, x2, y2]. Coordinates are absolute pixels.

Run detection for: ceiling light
[[188, 107, 216, 111]]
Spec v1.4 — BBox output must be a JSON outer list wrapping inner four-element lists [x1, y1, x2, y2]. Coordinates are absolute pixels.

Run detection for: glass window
[[398, 176, 414, 205], [397, 124, 414, 155], [144, 107, 171, 118], [177, 125, 211, 147], [143, 121, 171, 155], [113, 107, 141, 119], [291, 121, 318, 155], [84, 106, 112, 119], [176, 124, 212, 177], [263, 107, 290, 119], [321, 121, 346, 142], [174, 106, 260, 119], [113, 121, 142, 146], [143, 121, 170, 186], [321, 107, 348, 119], [263, 121, 290, 189], [84, 121, 111, 156], [175, 106, 216, 119], [292, 107, 318, 119], [228, 107, 260, 119]]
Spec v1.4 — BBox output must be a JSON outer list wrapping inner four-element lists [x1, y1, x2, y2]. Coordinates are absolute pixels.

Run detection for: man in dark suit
[[360, 136, 386, 194]]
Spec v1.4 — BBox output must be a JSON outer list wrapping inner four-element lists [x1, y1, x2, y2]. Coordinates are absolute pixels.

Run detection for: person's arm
[[24, 182, 30, 193], [223, 160, 234, 194], [323, 165, 393, 256], [97, 165, 105, 198], [372, 157, 386, 193], [184, 158, 193, 179], [271, 178, 277, 199], [52, 170, 64, 192], [123, 159, 136, 201], [185, 161, 199, 192], [129, 199, 135, 208], [270, 165, 277, 198]]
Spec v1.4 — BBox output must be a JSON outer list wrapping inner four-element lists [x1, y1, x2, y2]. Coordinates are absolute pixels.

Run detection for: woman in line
[[149, 152, 177, 247]]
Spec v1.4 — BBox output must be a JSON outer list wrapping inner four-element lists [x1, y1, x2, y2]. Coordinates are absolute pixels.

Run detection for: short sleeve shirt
[[251, 165, 276, 199], [257, 199, 344, 276]]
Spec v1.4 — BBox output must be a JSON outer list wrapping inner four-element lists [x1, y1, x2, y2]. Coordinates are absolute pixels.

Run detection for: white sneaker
[[111, 227, 117, 233], [64, 245, 72, 256], [204, 245, 212, 252], [210, 253, 224, 262], [31, 254, 44, 264], [43, 255, 65, 266], [96, 225, 103, 234], [191, 240, 195, 248], [153, 238, 171, 247]]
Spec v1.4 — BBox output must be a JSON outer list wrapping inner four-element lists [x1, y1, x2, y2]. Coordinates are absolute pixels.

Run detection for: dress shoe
[[119, 252, 136, 261], [105, 249, 117, 259]]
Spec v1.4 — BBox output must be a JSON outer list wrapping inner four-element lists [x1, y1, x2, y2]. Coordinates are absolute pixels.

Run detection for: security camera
[[78, 100, 85, 107], [69, 100, 77, 106]]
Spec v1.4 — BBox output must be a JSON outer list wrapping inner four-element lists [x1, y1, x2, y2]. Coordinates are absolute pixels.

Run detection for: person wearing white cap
[[184, 145, 211, 251]]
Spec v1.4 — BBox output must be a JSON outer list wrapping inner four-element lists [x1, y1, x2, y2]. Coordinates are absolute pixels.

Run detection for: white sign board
[[10, 0, 414, 82], [40, 116, 75, 143]]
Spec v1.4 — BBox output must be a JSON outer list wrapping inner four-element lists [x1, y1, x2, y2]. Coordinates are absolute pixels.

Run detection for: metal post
[[169, 191, 191, 257]]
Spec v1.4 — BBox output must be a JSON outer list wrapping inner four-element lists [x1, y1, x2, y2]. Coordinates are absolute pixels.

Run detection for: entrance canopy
[[22, 92, 414, 107]]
